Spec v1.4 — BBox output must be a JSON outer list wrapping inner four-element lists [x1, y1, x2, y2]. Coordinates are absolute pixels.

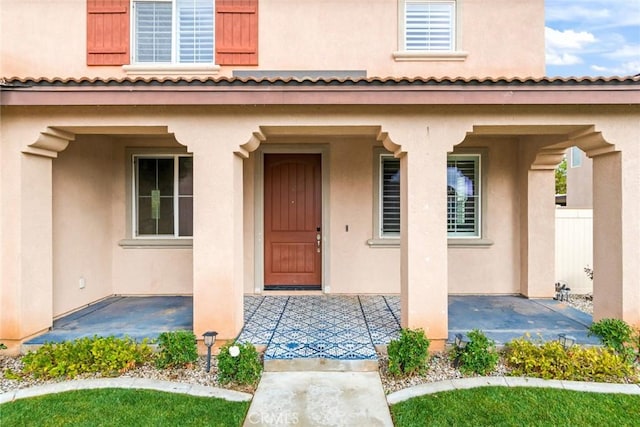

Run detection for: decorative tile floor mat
[[237, 295, 401, 360]]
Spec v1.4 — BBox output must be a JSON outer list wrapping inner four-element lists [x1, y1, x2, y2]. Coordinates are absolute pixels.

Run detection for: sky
[[545, 0, 640, 77]]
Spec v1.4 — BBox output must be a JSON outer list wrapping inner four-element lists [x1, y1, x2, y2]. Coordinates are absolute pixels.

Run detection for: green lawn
[[391, 387, 640, 427], [1, 388, 249, 427]]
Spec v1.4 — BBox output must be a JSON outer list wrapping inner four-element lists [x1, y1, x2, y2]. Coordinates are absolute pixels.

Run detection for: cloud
[[545, 27, 597, 50], [591, 60, 640, 76], [604, 44, 640, 60], [545, 27, 597, 67], [546, 52, 583, 66]]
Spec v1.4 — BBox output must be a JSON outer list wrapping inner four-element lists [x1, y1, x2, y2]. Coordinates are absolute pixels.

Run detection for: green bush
[[387, 328, 430, 377], [155, 330, 198, 369], [588, 318, 636, 362], [505, 336, 634, 382], [217, 341, 262, 386], [451, 329, 499, 375], [22, 336, 151, 379]]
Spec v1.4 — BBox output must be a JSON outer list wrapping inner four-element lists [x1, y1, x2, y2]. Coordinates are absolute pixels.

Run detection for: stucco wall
[[52, 136, 115, 317], [0, 0, 544, 79], [110, 138, 193, 296], [448, 138, 521, 294], [51, 135, 193, 317]]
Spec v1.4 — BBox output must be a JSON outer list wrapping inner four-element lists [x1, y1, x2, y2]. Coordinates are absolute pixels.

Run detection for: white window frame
[[132, 153, 193, 239], [447, 153, 480, 238], [570, 146, 583, 168], [394, 0, 468, 61], [369, 149, 401, 247], [368, 148, 490, 248], [130, 0, 215, 66]]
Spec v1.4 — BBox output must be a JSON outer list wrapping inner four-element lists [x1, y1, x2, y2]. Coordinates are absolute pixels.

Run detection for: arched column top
[[25, 127, 75, 158], [26, 125, 178, 158]]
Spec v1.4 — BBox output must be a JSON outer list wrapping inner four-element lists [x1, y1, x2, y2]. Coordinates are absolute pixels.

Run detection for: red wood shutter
[[87, 0, 130, 65], [216, 0, 258, 65]]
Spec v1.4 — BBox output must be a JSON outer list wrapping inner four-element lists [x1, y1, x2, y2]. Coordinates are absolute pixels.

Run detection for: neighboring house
[[566, 146, 593, 209], [1, 0, 638, 351], [555, 146, 594, 294]]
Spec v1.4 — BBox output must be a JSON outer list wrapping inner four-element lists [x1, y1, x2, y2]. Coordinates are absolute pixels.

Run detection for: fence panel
[[555, 208, 593, 294]]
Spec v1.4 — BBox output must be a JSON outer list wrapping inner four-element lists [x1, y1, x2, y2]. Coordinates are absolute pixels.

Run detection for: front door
[[264, 154, 322, 290]]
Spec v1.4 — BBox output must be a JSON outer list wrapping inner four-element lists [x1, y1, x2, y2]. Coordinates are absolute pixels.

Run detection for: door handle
[[316, 232, 321, 253]]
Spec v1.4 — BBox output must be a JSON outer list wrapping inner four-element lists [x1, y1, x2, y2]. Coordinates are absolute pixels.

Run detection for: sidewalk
[[3, 374, 639, 426]]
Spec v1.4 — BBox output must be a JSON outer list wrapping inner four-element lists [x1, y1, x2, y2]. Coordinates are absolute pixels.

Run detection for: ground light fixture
[[557, 333, 576, 349], [454, 333, 468, 349], [203, 331, 218, 372]]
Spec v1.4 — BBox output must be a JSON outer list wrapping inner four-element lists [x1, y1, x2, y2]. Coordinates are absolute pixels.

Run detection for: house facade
[[1, 0, 639, 352]]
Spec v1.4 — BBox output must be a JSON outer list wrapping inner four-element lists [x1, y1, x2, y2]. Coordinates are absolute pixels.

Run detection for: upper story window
[[405, 0, 455, 51], [87, 0, 258, 68], [132, 0, 214, 64], [394, 0, 467, 61]]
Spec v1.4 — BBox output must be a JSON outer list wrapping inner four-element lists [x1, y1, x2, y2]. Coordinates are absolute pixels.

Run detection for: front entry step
[[265, 358, 379, 372]]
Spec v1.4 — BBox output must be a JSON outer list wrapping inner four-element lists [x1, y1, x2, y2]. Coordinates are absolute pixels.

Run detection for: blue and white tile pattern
[[237, 295, 401, 361]]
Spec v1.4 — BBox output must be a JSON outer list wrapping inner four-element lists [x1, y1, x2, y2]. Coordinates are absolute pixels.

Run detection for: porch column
[[591, 150, 640, 324], [518, 141, 561, 298], [172, 125, 245, 343], [1, 127, 71, 350], [399, 134, 449, 349]]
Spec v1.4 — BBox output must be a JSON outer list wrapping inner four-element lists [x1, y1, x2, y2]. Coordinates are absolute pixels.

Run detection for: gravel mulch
[[0, 355, 257, 395]]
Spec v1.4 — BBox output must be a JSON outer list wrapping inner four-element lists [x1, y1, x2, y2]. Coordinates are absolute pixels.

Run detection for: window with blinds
[[133, 0, 214, 64], [405, 1, 455, 51], [381, 156, 401, 236], [447, 155, 480, 237], [134, 155, 193, 237]]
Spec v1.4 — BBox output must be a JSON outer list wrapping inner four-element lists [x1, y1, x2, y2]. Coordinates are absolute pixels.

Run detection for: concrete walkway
[[244, 371, 393, 427], [4, 374, 639, 426]]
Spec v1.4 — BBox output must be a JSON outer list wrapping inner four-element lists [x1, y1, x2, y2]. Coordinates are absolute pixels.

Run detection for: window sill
[[366, 238, 494, 248], [118, 239, 193, 249], [122, 64, 221, 77], [448, 238, 494, 247], [392, 51, 468, 62], [367, 238, 400, 248]]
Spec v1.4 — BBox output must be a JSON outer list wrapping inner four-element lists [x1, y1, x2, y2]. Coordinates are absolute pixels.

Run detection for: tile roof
[[1, 75, 639, 88]]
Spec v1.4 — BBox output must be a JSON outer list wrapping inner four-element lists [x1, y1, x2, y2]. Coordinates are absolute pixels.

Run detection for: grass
[[1, 388, 249, 427], [391, 386, 640, 427]]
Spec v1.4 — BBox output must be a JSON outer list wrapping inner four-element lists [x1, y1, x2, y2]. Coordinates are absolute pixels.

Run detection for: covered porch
[[1, 77, 638, 354], [25, 295, 600, 360]]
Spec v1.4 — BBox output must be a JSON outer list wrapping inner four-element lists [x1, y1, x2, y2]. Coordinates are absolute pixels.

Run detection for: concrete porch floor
[[25, 295, 600, 356]]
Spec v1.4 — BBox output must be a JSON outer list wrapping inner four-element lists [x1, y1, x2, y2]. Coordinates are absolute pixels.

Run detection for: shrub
[[505, 336, 633, 382], [588, 318, 635, 362], [217, 342, 262, 386], [22, 336, 151, 379], [451, 329, 499, 375], [0, 343, 7, 350], [155, 330, 199, 369], [387, 328, 430, 377]]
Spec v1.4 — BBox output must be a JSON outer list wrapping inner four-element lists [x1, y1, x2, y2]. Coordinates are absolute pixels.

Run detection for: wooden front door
[[264, 154, 322, 289]]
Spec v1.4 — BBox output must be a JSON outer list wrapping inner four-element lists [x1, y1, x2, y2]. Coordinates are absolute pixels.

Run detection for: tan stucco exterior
[[1, 0, 639, 353], [0, 0, 544, 80]]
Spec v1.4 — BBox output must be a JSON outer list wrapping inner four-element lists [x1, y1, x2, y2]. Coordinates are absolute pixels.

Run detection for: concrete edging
[[0, 378, 253, 405], [386, 377, 640, 405]]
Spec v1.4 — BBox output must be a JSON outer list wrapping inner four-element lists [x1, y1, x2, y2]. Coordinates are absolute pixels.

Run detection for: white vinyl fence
[[555, 208, 593, 294]]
